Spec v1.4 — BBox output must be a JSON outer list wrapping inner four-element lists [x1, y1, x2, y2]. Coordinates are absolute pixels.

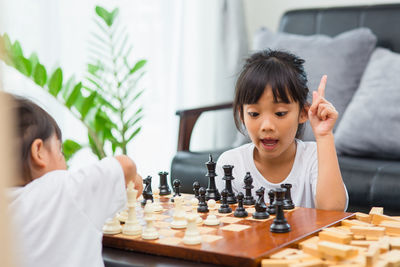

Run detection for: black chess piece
[[270, 188, 291, 233], [170, 179, 181, 203], [205, 154, 220, 201], [281, 183, 295, 210], [218, 189, 232, 214], [252, 187, 269, 219], [266, 189, 276, 215], [197, 187, 209, 213], [158, 171, 171, 196], [243, 172, 255, 205], [141, 176, 153, 206], [234, 192, 248, 218], [193, 181, 200, 200], [222, 165, 237, 204]]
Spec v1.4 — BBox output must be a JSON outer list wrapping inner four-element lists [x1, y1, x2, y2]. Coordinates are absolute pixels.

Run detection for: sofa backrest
[[279, 4, 400, 53]]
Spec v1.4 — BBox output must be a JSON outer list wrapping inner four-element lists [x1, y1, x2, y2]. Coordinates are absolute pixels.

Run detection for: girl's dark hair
[[12, 95, 62, 184], [233, 49, 309, 138]]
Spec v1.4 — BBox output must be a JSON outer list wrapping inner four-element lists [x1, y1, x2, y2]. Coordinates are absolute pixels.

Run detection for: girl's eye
[[276, 111, 288, 117], [247, 112, 259, 117]]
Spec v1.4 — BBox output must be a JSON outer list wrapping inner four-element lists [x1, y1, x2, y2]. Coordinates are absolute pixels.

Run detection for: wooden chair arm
[[176, 102, 233, 151]]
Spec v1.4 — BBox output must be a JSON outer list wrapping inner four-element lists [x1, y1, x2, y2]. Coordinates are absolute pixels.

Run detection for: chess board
[[102, 194, 354, 267]]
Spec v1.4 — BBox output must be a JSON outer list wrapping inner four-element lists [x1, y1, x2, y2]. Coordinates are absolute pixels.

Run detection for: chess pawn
[[152, 188, 163, 212], [142, 200, 159, 239], [103, 215, 122, 235], [243, 172, 255, 205], [158, 171, 171, 195], [190, 198, 203, 224], [170, 179, 182, 203], [234, 192, 248, 218], [193, 181, 200, 200], [270, 188, 291, 233], [183, 214, 202, 245], [266, 189, 276, 215], [218, 189, 232, 214], [197, 187, 209, 213], [204, 199, 220, 226], [281, 183, 295, 210], [117, 210, 128, 223], [170, 196, 187, 229]]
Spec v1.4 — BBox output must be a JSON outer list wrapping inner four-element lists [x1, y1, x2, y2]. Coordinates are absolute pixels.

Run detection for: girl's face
[[242, 86, 308, 162]]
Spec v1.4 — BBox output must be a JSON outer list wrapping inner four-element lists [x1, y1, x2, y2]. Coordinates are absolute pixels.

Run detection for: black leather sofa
[[170, 4, 400, 215]]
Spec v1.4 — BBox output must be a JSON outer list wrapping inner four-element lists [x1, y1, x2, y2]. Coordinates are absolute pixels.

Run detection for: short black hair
[[12, 95, 62, 184], [233, 49, 309, 138]]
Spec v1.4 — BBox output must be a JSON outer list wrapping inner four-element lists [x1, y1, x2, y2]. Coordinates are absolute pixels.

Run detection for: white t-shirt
[[216, 140, 348, 209], [8, 157, 126, 267]]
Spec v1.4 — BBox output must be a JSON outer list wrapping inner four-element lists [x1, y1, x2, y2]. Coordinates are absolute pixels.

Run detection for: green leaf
[[29, 52, 39, 70], [126, 115, 142, 129], [88, 134, 102, 160], [81, 91, 97, 120], [62, 139, 83, 161], [33, 63, 47, 86], [11, 41, 23, 58], [48, 68, 63, 96], [14, 56, 32, 76], [95, 6, 119, 27], [88, 63, 101, 75], [62, 76, 76, 101], [126, 127, 141, 143], [66, 82, 82, 108], [129, 59, 146, 74]]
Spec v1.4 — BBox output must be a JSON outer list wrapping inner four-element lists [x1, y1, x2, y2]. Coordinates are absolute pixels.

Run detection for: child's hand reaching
[[308, 75, 338, 139]]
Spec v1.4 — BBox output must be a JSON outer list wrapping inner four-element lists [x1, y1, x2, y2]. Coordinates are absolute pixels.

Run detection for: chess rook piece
[[158, 171, 171, 195], [204, 199, 220, 226], [183, 214, 202, 245], [252, 187, 269, 219], [222, 165, 237, 204], [197, 187, 209, 213], [205, 154, 220, 201], [281, 183, 295, 210], [170, 196, 187, 229], [141, 176, 153, 206], [270, 188, 291, 233], [218, 189, 232, 214], [234, 192, 248, 218], [142, 200, 159, 239], [266, 189, 276, 215], [170, 179, 182, 203], [193, 181, 200, 200], [243, 172, 255, 205]]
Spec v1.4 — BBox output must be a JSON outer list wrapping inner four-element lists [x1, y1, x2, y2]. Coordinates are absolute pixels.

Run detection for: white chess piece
[[170, 196, 187, 229], [142, 200, 159, 240], [123, 181, 142, 236], [204, 199, 219, 226], [103, 215, 122, 234], [152, 188, 163, 212], [190, 198, 203, 224], [117, 210, 128, 223], [183, 213, 202, 245]]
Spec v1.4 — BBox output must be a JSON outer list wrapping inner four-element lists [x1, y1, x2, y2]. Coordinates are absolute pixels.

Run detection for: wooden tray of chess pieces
[[102, 156, 354, 267]]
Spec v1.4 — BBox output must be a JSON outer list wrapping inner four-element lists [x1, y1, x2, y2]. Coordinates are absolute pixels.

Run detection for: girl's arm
[[308, 75, 347, 211]]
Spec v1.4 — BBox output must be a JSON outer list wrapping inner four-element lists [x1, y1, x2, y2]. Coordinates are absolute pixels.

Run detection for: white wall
[[243, 0, 400, 49]]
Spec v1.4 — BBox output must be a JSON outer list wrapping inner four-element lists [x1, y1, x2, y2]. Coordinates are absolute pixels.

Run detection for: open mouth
[[261, 138, 278, 150]]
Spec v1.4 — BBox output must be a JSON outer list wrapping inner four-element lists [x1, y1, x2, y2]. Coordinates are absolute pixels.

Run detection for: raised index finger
[[318, 75, 327, 98]]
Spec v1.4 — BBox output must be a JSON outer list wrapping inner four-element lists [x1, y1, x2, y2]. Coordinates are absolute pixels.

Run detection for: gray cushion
[[335, 48, 400, 159], [253, 27, 377, 141]]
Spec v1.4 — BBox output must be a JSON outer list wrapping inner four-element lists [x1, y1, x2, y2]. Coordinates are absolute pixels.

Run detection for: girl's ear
[[30, 139, 47, 168], [299, 104, 309, 124]]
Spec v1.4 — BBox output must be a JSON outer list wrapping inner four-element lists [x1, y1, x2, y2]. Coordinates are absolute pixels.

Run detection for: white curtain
[[0, 0, 247, 183]]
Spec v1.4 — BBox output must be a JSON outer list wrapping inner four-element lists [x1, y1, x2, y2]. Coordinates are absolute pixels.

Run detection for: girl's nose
[[261, 117, 275, 132]]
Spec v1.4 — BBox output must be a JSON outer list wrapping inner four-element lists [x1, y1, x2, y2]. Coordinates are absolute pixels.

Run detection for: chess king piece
[[142, 200, 159, 239], [190, 198, 203, 224], [266, 189, 276, 215], [170, 196, 188, 229], [270, 188, 291, 233], [222, 165, 237, 204], [152, 188, 163, 212], [193, 181, 200, 200], [123, 182, 142, 236], [281, 183, 295, 210], [170, 179, 182, 203], [218, 189, 232, 214], [197, 187, 209, 213], [234, 192, 248, 218], [158, 171, 171, 196], [252, 187, 269, 219], [205, 154, 220, 201], [183, 213, 202, 245], [243, 172, 255, 205], [204, 199, 220, 226], [141, 176, 153, 206], [103, 215, 122, 234]]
